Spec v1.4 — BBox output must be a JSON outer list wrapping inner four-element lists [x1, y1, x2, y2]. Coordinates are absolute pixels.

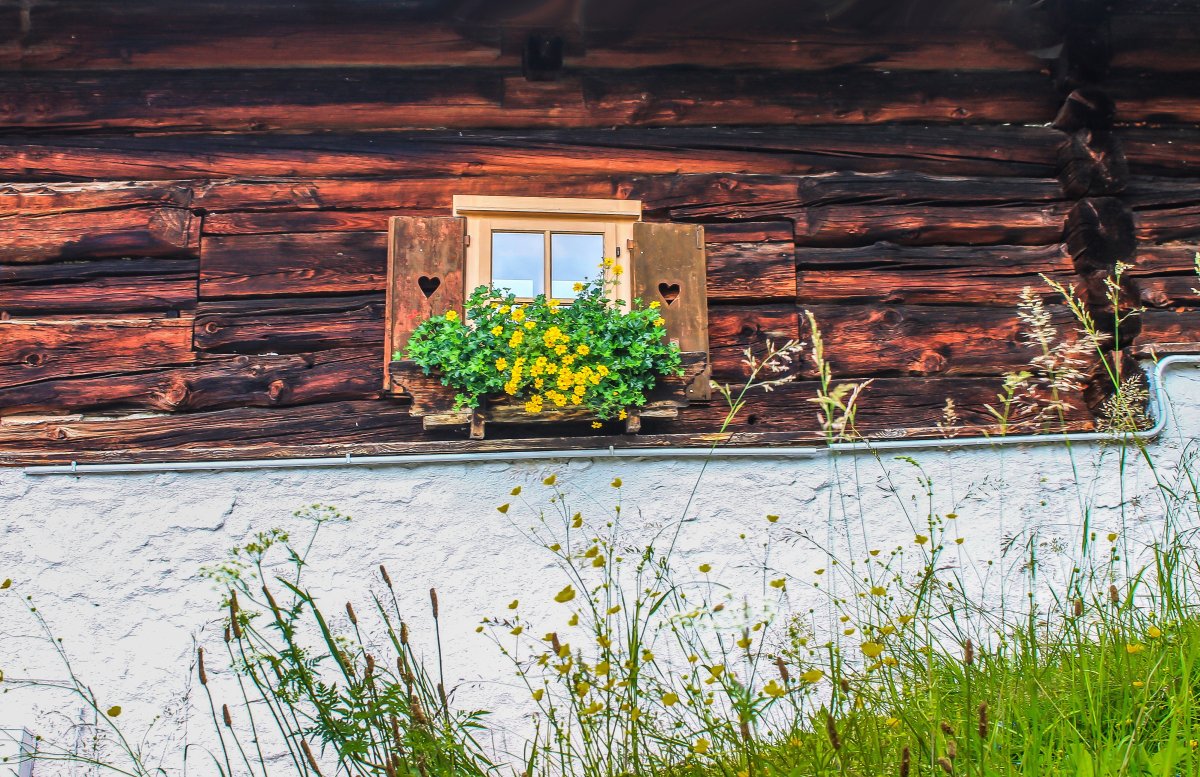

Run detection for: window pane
[[491, 231, 544, 298], [550, 233, 604, 299]]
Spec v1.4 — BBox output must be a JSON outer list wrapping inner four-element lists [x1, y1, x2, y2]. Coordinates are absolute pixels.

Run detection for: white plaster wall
[[2, 360, 1198, 775]]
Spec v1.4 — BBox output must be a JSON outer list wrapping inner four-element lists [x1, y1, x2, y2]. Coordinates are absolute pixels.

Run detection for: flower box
[[389, 351, 708, 439]]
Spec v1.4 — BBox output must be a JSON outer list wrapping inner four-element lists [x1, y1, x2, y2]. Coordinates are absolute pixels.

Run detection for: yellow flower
[[499, 305, 511, 314], [532, 689, 544, 701], [767, 514, 780, 523], [555, 344, 568, 355], [800, 669, 824, 683], [708, 665, 725, 678], [497, 504, 510, 514], [555, 585, 576, 603], [1107, 532, 1118, 541], [562, 354, 575, 365], [544, 474, 556, 485], [699, 563, 712, 573], [510, 626, 524, 635], [861, 642, 885, 659], [769, 578, 786, 590], [653, 317, 666, 327], [661, 691, 680, 707], [509, 330, 524, 347], [616, 408, 625, 419], [595, 660, 611, 675], [508, 598, 519, 608], [737, 635, 752, 649], [606, 604, 621, 614], [524, 320, 536, 330], [1148, 625, 1163, 639], [571, 513, 583, 528], [575, 681, 590, 696], [602, 257, 615, 268], [871, 586, 886, 596], [576, 344, 590, 356], [611, 477, 622, 488], [613, 264, 624, 276], [915, 535, 929, 545], [1126, 643, 1145, 654], [649, 300, 660, 309], [573, 282, 585, 292], [495, 357, 508, 371], [692, 738, 710, 755], [763, 680, 786, 698], [885, 717, 901, 729], [1132, 681, 1145, 688], [107, 706, 122, 717], [491, 325, 504, 336], [598, 365, 611, 377], [511, 308, 526, 322], [444, 310, 458, 322], [592, 421, 602, 429]]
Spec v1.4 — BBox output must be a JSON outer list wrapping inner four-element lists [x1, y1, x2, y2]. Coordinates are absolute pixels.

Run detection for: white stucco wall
[[2, 358, 1198, 775]]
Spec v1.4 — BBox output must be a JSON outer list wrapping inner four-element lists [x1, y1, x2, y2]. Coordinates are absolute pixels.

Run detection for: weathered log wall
[[2, 0, 1198, 464]]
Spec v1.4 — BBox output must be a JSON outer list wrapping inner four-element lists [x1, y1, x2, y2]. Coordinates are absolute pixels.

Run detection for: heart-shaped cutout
[[658, 282, 680, 305], [418, 275, 441, 298]]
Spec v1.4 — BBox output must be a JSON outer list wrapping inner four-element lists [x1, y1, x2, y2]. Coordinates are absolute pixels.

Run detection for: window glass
[[550, 232, 604, 299], [491, 231, 543, 298]]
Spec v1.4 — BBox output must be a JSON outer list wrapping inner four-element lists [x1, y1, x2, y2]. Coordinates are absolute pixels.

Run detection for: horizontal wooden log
[[0, 316, 195, 393], [193, 294, 385, 354], [1136, 206, 1200, 244], [0, 207, 199, 263], [803, 303, 1081, 378], [707, 305, 800, 381], [1110, 71, 1200, 124], [1136, 309, 1200, 347], [794, 204, 1069, 247], [797, 244, 1074, 305], [702, 221, 794, 244], [706, 242, 796, 302], [0, 348, 380, 416], [0, 68, 1060, 133], [0, 400, 424, 455], [0, 127, 1064, 182], [1134, 277, 1200, 308], [200, 232, 388, 298], [0, 258, 198, 315], [660, 375, 1094, 435], [0, 180, 193, 216], [1118, 127, 1200, 176], [1131, 243, 1200, 274], [4, 8, 1044, 73]]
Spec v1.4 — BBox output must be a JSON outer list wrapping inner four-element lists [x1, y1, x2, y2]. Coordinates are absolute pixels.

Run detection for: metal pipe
[[21, 355, 1199, 476]]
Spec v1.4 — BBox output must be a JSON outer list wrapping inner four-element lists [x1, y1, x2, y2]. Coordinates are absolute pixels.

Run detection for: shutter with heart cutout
[[629, 222, 711, 400], [383, 215, 465, 386]]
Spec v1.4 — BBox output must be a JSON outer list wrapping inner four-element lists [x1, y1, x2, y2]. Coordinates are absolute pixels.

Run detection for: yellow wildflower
[[532, 689, 544, 701], [699, 563, 712, 573], [511, 308, 526, 322], [763, 680, 786, 698], [613, 264, 624, 276], [915, 535, 929, 545], [653, 317, 666, 327], [554, 586, 576, 603], [495, 357, 508, 371], [662, 691, 679, 706], [693, 738, 710, 755], [524, 320, 536, 330], [491, 325, 504, 336], [1126, 643, 1145, 654], [1148, 625, 1163, 639], [770, 578, 786, 590], [562, 354, 575, 365], [445, 310, 458, 322], [510, 626, 523, 635], [595, 660, 611, 675], [555, 344, 568, 356], [871, 586, 886, 596], [649, 300, 660, 309], [617, 408, 626, 420], [573, 282, 585, 292], [737, 635, 752, 649], [592, 421, 602, 429], [499, 305, 510, 314], [800, 669, 823, 683], [576, 344, 590, 355], [602, 257, 615, 268], [861, 642, 885, 659], [885, 717, 901, 729]]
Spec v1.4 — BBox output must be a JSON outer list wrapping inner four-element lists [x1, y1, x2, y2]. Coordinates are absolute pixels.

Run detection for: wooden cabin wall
[[2, 0, 1198, 465]]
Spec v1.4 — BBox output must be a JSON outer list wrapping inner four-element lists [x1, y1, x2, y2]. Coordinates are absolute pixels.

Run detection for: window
[[453, 195, 642, 305]]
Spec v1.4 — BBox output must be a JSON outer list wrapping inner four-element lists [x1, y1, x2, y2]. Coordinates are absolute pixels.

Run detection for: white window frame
[[452, 195, 642, 305]]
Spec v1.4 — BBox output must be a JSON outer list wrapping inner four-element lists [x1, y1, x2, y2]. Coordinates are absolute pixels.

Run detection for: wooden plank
[[794, 204, 1069, 247], [0, 207, 199, 263], [0, 316, 195, 391], [1111, 71, 1200, 125], [199, 232, 387, 298], [1137, 309, 1200, 346], [1, 258, 198, 315], [0, 127, 1063, 182], [0, 401, 424, 455], [706, 242, 796, 302], [797, 244, 1074, 305], [203, 209, 404, 236], [802, 303, 1082, 378], [385, 216, 465, 370], [703, 222, 794, 244], [631, 222, 710, 398], [0, 348, 380, 416], [0, 68, 1059, 133], [1119, 127, 1200, 176], [193, 295, 384, 354]]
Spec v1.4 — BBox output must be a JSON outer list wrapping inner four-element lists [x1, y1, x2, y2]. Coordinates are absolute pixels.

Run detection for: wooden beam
[[200, 232, 387, 298], [193, 295, 384, 354], [1, 258, 198, 315]]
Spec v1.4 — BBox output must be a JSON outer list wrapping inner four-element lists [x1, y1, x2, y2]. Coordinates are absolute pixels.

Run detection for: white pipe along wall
[[2, 356, 1199, 774]]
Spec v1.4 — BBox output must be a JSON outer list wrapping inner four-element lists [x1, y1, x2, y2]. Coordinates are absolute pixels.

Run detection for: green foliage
[[402, 272, 682, 420]]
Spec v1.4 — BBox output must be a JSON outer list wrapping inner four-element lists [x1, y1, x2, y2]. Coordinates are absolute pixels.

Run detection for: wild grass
[[3, 269, 1200, 776]]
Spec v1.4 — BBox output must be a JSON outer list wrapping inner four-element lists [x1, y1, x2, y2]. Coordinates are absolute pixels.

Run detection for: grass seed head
[[978, 701, 989, 739], [900, 746, 911, 777], [825, 715, 841, 751]]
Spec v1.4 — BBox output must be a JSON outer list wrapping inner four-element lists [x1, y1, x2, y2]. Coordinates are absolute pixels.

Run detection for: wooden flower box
[[388, 351, 708, 439]]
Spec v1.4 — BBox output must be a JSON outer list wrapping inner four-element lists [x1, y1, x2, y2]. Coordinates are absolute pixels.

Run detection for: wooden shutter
[[384, 215, 466, 385], [629, 222, 711, 400]]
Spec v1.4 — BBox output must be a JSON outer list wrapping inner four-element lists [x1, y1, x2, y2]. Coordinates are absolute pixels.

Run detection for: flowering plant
[[402, 263, 682, 421]]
